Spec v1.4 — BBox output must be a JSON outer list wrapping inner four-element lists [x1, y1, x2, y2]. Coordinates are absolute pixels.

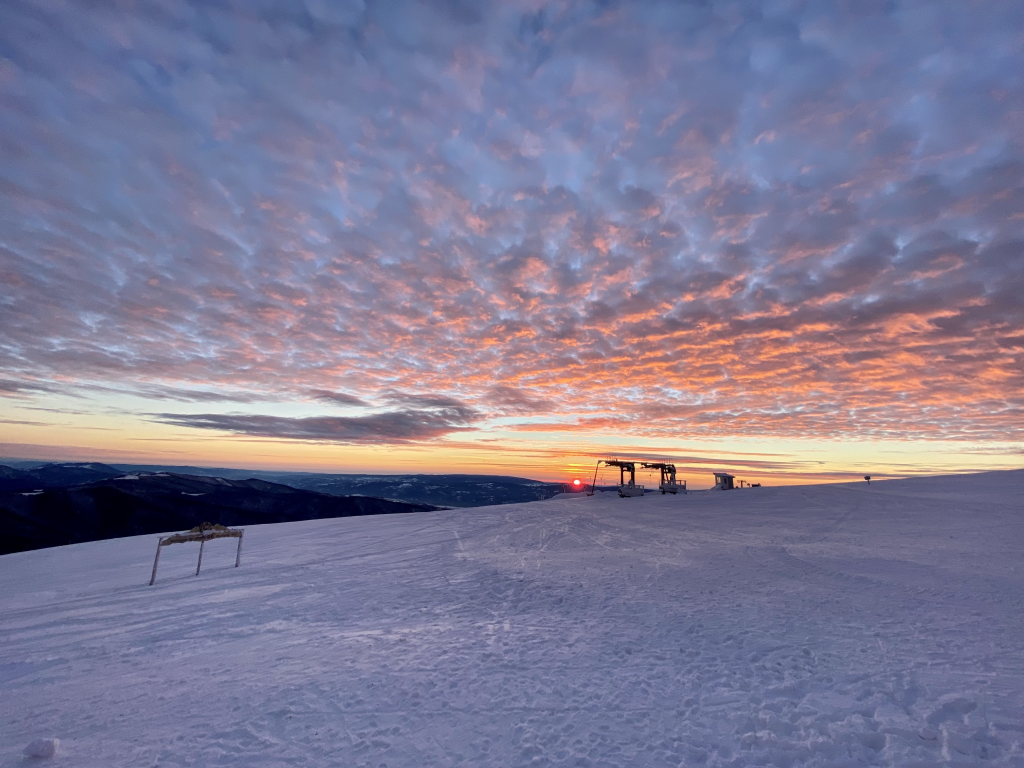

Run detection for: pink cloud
[[0, 0, 1021, 451]]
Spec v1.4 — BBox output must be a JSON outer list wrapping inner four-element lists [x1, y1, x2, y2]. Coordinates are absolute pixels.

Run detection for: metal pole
[[196, 538, 205, 576], [587, 461, 602, 496], [149, 537, 165, 586], [235, 531, 243, 567]]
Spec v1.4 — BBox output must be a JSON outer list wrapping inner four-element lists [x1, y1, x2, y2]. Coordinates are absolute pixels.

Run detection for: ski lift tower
[[641, 462, 686, 494], [587, 459, 644, 497]]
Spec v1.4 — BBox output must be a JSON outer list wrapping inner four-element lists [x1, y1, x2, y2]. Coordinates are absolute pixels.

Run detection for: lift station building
[[712, 471, 735, 490]]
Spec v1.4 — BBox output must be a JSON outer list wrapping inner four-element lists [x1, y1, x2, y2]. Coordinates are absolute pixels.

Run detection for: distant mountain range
[[0, 461, 129, 492], [0, 463, 570, 555], [0, 466, 439, 556], [223, 471, 566, 508], [61, 463, 567, 507]]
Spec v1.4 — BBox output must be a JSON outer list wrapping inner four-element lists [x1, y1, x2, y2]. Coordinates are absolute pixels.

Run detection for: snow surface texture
[[22, 739, 58, 758], [1, 471, 1022, 767]]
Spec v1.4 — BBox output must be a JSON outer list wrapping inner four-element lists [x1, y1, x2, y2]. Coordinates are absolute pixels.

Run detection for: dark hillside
[[8, 463, 568, 508], [110, 466, 566, 508], [0, 472, 437, 555], [0, 462, 124, 492]]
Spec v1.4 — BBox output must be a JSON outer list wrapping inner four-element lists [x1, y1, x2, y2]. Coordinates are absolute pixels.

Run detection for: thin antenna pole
[[196, 538, 205, 576], [149, 537, 165, 586], [235, 531, 244, 567]]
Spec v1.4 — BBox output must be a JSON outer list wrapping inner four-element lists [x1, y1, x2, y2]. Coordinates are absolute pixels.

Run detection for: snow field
[[1, 470, 1022, 767]]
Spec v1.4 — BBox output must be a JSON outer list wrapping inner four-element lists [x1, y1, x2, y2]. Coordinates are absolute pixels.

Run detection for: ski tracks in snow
[[1, 472, 1023, 766]]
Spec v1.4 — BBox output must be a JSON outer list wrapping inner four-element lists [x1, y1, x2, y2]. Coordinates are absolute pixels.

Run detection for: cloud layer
[[152, 402, 479, 443], [1, 0, 1022, 445]]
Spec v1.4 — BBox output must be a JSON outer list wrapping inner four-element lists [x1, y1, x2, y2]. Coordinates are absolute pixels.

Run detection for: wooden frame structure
[[149, 523, 244, 586]]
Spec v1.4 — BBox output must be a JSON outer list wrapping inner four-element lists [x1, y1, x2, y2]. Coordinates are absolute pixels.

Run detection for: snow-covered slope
[[2, 471, 1022, 767]]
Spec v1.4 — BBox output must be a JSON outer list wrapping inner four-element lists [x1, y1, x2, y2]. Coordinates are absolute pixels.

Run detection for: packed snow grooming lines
[[587, 459, 645, 497], [148, 522, 244, 585]]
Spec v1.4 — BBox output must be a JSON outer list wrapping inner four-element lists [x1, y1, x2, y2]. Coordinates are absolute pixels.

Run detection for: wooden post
[[149, 537, 165, 586], [235, 530, 243, 567], [196, 538, 205, 576]]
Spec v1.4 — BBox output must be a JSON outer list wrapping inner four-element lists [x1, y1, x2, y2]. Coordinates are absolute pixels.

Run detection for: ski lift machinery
[[641, 462, 686, 494], [587, 459, 645, 497]]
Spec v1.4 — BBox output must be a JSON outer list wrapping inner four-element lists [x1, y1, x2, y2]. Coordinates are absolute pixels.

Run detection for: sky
[[1, 0, 1022, 486]]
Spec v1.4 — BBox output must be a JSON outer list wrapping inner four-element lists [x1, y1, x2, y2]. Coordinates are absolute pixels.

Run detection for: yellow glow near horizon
[[3, 395, 1021, 488]]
